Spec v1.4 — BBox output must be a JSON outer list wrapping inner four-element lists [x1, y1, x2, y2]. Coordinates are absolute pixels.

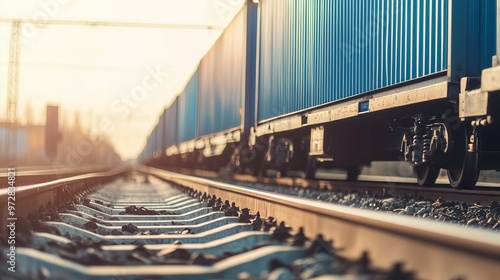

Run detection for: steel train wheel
[[447, 125, 480, 189], [413, 164, 440, 186]]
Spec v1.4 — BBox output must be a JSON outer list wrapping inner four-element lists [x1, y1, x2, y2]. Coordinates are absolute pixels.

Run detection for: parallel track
[[0, 166, 121, 187], [0, 166, 129, 229]]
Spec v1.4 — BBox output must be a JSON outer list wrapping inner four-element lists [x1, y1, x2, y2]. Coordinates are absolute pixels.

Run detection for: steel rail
[[0, 165, 130, 231], [169, 167, 500, 205], [141, 165, 500, 280], [0, 165, 123, 186]]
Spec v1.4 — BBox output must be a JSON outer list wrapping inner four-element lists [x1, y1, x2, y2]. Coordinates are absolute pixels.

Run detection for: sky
[[0, 0, 244, 160]]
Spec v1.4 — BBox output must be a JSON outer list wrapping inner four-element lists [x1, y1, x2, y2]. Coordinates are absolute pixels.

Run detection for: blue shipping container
[[165, 98, 179, 148], [197, 6, 248, 137], [159, 109, 167, 151], [177, 70, 199, 143], [256, 0, 497, 122], [146, 136, 153, 158]]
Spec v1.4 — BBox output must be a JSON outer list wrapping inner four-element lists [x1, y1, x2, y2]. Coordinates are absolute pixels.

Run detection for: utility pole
[[6, 21, 20, 165]]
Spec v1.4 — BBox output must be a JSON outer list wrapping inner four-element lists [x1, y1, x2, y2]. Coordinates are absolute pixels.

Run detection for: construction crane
[[3, 18, 223, 164]]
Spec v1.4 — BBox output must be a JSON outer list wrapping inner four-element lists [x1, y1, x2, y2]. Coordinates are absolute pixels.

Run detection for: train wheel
[[413, 164, 440, 186], [447, 125, 480, 189], [346, 166, 362, 181], [303, 156, 317, 179]]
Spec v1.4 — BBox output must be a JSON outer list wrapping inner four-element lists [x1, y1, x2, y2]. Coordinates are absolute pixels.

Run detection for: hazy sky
[[0, 0, 244, 159]]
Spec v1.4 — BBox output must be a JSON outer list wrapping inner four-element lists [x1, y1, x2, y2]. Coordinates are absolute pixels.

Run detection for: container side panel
[[198, 6, 247, 137], [243, 2, 259, 134], [479, 0, 497, 71], [154, 115, 163, 153], [165, 98, 178, 148], [257, 0, 450, 121], [161, 109, 168, 151], [178, 70, 199, 143]]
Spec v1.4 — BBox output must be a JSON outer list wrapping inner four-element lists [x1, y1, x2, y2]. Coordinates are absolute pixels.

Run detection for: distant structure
[[45, 105, 60, 160], [0, 123, 46, 166]]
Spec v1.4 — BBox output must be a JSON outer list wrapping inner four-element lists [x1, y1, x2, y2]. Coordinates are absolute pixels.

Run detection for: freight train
[[139, 0, 500, 189]]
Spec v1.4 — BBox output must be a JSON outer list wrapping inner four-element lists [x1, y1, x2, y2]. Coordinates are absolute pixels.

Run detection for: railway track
[[0, 166, 121, 187], [1, 167, 500, 279], [166, 167, 500, 205]]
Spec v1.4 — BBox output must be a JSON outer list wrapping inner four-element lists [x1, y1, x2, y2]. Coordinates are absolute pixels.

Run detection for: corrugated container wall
[[257, 0, 451, 121], [243, 2, 259, 134], [257, 0, 497, 122], [468, 0, 497, 75], [149, 133, 154, 155], [177, 70, 199, 143], [151, 125, 159, 153], [198, 6, 247, 137], [146, 136, 153, 159], [159, 109, 168, 151], [165, 97, 179, 148]]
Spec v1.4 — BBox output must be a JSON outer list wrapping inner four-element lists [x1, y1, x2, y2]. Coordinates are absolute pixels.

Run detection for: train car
[[141, 108, 167, 166], [153, 111, 164, 160], [244, 0, 499, 189], [161, 3, 258, 170], [163, 97, 179, 165], [146, 120, 159, 165], [141, 0, 499, 189], [175, 70, 199, 165]]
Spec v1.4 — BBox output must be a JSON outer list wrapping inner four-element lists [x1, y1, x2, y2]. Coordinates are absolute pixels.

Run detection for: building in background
[[0, 105, 122, 168], [0, 124, 46, 166]]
